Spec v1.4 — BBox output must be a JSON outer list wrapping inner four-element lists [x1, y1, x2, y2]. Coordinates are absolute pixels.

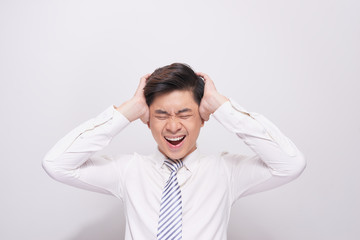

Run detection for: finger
[[196, 72, 215, 88], [196, 72, 211, 81], [139, 73, 151, 86], [136, 73, 151, 94], [140, 73, 151, 82]]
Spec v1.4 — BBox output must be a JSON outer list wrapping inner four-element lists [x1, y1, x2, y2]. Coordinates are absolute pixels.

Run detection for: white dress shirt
[[42, 99, 306, 240]]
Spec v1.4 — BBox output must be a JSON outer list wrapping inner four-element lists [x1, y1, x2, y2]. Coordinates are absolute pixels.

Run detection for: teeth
[[165, 136, 185, 141]]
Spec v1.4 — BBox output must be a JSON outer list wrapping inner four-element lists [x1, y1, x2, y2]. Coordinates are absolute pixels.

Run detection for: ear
[[147, 121, 151, 129], [201, 118, 205, 127]]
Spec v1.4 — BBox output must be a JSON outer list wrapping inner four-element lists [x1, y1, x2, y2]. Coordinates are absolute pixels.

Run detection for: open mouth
[[164, 135, 186, 146]]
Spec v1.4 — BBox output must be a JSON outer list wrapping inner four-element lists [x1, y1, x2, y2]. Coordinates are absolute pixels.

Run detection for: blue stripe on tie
[[162, 181, 179, 202], [163, 177, 178, 198], [159, 203, 182, 224], [158, 212, 182, 239], [158, 212, 181, 237], [158, 204, 182, 232], [159, 190, 181, 213], [171, 228, 182, 240], [166, 221, 182, 240], [157, 159, 183, 239], [159, 198, 182, 221]]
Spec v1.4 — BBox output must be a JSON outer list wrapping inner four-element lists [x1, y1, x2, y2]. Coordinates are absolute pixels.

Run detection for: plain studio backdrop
[[0, 0, 359, 239]]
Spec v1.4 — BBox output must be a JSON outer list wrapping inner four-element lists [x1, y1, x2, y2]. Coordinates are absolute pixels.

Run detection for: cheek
[[150, 121, 164, 137], [184, 121, 202, 137]]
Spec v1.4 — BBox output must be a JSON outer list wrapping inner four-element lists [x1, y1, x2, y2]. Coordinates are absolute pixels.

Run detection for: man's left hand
[[197, 72, 228, 121]]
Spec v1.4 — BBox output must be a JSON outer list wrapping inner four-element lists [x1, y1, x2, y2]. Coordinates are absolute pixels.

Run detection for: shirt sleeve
[[42, 105, 133, 199], [212, 99, 306, 203]]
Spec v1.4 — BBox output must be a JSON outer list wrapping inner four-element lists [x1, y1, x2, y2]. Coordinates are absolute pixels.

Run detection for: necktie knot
[[164, 159, 183, 173]]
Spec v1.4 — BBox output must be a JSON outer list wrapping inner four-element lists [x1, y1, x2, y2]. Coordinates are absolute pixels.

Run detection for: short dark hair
[[144, 63, 204, 106]]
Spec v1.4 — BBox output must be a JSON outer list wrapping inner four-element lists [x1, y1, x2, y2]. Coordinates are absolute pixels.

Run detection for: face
[[148, 90, 204, 160]]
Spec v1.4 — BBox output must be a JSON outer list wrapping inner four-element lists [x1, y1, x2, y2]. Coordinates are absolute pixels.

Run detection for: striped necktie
[[157, 158, 184, 240]]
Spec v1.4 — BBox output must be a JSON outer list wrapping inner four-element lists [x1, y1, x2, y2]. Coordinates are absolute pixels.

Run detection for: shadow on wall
[[68, 206, 126, 240]]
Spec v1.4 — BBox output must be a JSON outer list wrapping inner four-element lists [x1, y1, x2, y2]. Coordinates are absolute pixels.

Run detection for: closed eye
[[155, 115, 168, 120], [179, 115, 192, 119]]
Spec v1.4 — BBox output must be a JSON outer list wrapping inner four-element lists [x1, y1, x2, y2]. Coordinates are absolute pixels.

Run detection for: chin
[[163, 150, 185, 160]]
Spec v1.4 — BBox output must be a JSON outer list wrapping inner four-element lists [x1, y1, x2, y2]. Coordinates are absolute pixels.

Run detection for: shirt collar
[[153, 146, 201, 172]]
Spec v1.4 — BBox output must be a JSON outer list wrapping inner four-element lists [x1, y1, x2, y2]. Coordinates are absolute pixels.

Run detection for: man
[[43, 63, 306, 240]]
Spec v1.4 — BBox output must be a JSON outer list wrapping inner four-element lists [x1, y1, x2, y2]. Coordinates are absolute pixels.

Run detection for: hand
[[196, 72, 228, 121], [116, 74, 150, 124]]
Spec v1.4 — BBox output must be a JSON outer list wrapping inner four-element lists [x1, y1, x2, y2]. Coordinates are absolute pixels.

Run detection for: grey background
[[1, 0, 359, 239]]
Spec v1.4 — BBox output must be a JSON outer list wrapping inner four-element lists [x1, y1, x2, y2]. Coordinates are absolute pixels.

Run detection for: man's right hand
[[115, 74, 150, 124]]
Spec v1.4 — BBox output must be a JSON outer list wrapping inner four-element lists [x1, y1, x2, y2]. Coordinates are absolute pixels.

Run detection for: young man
[[43, 63, 306, 240]]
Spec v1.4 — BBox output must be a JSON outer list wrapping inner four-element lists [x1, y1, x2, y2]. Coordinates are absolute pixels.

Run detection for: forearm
[[42, 105, 130, 178], [213, 99, 306, 177], [115, 98, 147, 122]]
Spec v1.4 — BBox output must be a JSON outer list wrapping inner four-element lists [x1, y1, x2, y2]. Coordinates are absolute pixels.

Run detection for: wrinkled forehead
[[149, 90, 199, 113]]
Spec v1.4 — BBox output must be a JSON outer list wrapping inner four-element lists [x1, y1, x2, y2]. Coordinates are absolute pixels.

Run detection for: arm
[[197, 73, 306, 203], [42, 74, 151, 199], [213, 99, 306, 202]]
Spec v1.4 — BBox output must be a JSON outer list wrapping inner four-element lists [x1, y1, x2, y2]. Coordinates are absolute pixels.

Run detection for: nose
[[165, 117, 182, 134]]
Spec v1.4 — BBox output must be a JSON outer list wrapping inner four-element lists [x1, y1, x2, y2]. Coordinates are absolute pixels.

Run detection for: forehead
[[150, 90, 198, 111]]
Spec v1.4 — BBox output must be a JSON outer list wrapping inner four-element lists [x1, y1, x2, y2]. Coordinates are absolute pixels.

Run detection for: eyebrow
[[154, 108, 192, 115]]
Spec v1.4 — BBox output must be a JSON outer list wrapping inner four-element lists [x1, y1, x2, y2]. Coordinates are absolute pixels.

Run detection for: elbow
[[42, 157, 72, 182], [289, 151, 306, 177], [42, 158, 58, 181], [271, 151, 307, 178]]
